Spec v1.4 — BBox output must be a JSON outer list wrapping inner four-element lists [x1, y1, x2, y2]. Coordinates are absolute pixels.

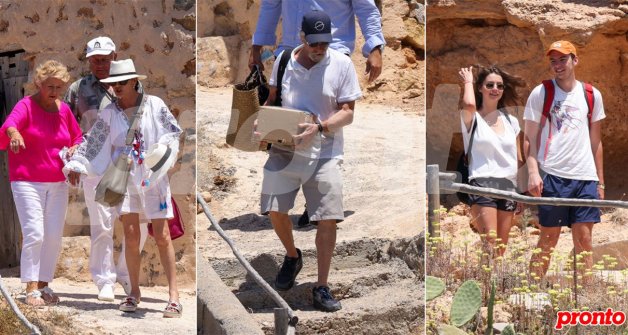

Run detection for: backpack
[[456, 110, 512, 205], [273, 48, 293, 107], [538, 80, 594, 160]]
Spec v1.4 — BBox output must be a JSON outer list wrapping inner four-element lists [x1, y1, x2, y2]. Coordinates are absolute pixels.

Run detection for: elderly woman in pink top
[[0, 60, 82, 306]]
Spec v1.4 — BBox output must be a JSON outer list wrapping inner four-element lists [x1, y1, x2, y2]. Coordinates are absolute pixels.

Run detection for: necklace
[[481, 110, 500, 126]]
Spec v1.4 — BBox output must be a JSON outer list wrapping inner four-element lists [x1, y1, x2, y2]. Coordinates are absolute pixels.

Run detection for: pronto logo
[[555, 309, 626, 330]]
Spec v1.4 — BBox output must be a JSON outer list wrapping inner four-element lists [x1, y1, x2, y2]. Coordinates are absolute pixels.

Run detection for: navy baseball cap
[[301, 10, 332, 44]]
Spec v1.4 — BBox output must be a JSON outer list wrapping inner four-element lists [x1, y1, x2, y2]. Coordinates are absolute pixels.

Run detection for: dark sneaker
[[312, 286, 342, 312], [275, 249, 303, 291]]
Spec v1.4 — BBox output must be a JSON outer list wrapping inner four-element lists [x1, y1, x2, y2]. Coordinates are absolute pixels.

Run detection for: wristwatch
[[597, 183, 605, 190], [372, 44, 384, 54], [315, 119, 324, 133]]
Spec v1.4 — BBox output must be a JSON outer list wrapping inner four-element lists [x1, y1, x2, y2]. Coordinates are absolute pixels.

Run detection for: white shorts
[[119, 177, 173, 221]]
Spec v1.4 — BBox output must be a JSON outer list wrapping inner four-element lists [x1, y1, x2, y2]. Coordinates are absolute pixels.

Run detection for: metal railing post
[[274, 308, 296, 335], [427, 164, 441, 237]]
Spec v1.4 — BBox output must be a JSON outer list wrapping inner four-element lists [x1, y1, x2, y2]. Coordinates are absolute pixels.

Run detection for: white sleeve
[[512, 116, 521, 136], [523, 85, 544, 123], [268, 51, 282, 87], [146, 97, 182, 184], [591, 87, 605, 122], [337, 60, 362, 103], [66, 107, 115, 177]]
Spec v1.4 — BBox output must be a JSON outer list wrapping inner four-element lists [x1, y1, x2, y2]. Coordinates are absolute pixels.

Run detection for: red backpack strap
[[538, 80, 555, 160], [582, 82, 594, 128], [540, 80, 554, 130]]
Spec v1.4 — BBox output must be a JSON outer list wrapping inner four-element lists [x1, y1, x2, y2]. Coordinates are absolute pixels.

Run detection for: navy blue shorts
[[538, 174, 600, 227], [468, 178, 517, 212]]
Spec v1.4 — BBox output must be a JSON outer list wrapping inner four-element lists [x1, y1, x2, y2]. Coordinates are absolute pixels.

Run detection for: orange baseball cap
[[546, 40, 577, 56]]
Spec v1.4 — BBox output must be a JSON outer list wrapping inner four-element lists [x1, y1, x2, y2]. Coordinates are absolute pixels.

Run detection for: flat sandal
[[163, 301, 182, 318], [119, 296, 139, 312]]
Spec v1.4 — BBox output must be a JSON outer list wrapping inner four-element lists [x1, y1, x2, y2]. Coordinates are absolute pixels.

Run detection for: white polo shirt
[[269, 45, 362, 160]]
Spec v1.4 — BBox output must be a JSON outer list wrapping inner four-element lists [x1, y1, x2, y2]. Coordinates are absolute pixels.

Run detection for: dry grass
[[0, 298, 31, 334], [0, 294, 77, 335], [426, 207, 628, 335]]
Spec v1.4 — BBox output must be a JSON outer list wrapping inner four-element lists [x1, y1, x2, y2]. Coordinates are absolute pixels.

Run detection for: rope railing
[[196, 193, 298, 335], [0, 275, 42, 335], [439, 171, 628, 209]]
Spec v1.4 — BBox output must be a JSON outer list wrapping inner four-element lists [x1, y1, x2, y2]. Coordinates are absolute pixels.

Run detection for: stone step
[[253, 280, 424, 335], [209, 236, 423, 334], [232, 260, 415, 310]]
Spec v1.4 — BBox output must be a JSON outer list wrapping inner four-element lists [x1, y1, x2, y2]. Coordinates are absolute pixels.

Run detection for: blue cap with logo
[[301, 10, 332, 45]]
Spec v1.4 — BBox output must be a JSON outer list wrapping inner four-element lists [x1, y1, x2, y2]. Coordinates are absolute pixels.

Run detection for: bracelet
[[597, 183, 605, 190]]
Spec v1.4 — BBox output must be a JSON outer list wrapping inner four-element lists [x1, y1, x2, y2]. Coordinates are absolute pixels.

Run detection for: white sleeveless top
[[460, 111, 520, 185]]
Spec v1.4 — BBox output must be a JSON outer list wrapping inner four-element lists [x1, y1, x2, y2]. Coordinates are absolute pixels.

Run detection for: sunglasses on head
[[484, 82, 505, 90], [110, 80, 130, 87]]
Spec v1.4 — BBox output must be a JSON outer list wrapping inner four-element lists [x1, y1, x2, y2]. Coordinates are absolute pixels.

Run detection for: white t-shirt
[[269, 46, 362, 159], [461, 111, 520, 185], [523, 80, 605, 181]]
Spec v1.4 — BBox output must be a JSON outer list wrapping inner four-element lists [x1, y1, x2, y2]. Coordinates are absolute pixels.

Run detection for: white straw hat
[[100, 59, 147, 83], [144, 143, 176, 184]]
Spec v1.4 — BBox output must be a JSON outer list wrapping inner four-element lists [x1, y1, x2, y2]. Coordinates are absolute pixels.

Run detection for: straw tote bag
[[226, 65, 267, 151], [95, 95, 146, 207]]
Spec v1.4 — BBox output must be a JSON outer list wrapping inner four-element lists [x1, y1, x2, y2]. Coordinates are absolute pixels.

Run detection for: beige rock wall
[[426, 0, 628, 198], [0, 0, 196, 285], [197, 0, 424, 112]]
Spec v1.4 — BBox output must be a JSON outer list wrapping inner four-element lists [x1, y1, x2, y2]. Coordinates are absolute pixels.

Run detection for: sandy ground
[[0, 267, 195, 335], [197, 86, 425, 258]]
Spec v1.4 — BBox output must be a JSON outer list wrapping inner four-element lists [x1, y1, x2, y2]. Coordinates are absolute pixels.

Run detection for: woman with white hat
[[65, 59, 183, 317]]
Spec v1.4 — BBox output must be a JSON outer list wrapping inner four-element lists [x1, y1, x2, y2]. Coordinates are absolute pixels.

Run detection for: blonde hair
[[34, 60, 70, 86]]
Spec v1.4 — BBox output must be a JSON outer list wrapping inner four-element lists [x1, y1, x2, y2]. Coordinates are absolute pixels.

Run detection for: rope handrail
[[196, 193, 298, 331], [439, 171, 628, 209], [0, 275, 42, 335]]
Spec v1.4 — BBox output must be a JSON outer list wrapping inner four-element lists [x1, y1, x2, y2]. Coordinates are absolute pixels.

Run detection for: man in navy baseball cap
[[301, 10, 333, 45]]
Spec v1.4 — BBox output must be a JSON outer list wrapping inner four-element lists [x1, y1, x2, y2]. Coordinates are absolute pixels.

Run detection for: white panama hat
[[100, 59, 147, 83], [144, 143, 176, 185]]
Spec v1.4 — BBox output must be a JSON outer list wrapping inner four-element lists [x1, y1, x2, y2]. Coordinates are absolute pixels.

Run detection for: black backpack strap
[[499, 108, 512, 125], [274, 48, 293, 106], [465, 116, 478, 165]]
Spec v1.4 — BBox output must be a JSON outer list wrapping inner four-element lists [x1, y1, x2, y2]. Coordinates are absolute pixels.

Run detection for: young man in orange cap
[[523, 40, 605, 279]]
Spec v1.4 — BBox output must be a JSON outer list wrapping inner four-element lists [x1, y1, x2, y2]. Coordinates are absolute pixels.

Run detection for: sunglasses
[[110, 80, 130, 87], [306, 41, 330, 48], [484, 82, 505, 90]]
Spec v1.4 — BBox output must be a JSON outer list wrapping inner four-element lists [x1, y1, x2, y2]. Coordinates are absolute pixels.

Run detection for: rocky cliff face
[[197, 0, 425, 112], [426, 0, 628, 197], [0, 0, 196, 285]]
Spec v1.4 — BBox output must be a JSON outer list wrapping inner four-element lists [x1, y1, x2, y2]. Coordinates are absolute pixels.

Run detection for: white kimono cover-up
[[66, 95, 182, 222]]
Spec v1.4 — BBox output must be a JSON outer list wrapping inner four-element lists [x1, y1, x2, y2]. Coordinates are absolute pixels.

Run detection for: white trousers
[[11, 181, 68, 283], [83, 176, 148, 289]]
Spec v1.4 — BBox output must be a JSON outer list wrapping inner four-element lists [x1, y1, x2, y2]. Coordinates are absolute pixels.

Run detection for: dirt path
[[197, 86, 425, 258], [0, 267, 195, 335]]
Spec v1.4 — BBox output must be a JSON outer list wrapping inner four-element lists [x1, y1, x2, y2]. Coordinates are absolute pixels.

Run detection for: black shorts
[[468, 178, 517, 212]]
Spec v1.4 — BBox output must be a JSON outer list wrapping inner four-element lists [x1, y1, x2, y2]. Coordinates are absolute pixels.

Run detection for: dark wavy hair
[[474, 65, 526, 110]]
